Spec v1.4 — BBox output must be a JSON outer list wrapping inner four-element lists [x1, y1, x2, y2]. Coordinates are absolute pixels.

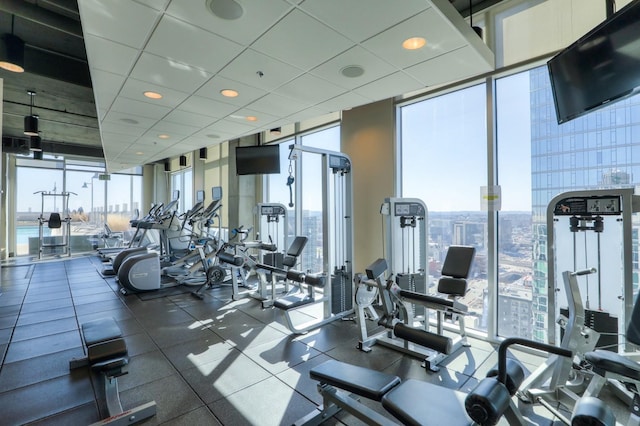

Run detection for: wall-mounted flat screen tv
[[235, 145, 280, 175], [548, 0, 640, 124]]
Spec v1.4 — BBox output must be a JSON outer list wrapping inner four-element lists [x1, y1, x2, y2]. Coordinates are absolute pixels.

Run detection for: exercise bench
[[70, 317, 156, 426], [296, 338, 612, 425]]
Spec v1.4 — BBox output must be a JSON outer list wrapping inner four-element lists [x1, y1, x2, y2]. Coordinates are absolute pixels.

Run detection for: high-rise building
[[529, 65, 640, 341]]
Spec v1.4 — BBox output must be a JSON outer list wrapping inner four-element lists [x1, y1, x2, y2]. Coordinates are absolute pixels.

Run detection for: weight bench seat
[[274, 293, 314, 310], [81, 318, 128, 365], [381, 379, 472, 426], [310, 359, 401, 401], [399, 289, 468, 314]]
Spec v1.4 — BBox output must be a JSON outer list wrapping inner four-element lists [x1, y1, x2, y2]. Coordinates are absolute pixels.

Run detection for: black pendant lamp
[[0, 16, 25, 73], [24, 91, 38, 136], [30, 135, 42, 152]]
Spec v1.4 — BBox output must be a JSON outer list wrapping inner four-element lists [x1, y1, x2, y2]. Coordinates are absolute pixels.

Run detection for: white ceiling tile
[[300, 0, 430, 42], [274, 73, 346, 105], [206, 118, 256, 135], [310, 46, 398, 90], [314, 92, 375, 114], [247, 93, 310, 117], [252, 9, 352, 71], [120, 78, 190, 108], [150, 120, 199, 137], [230, 108, 280, 126], [189, 129, 234, 142], [133, 0, 171, 11], [130, 53, 213, 93], [166, 0, 292, 46], [218, 49, 303, 92], [285, 106, 335, 123], [145, 15, 244, 74], [353, 72, 424, 101], [110, 97, 172, 120], [178, 95, 239, 118], [103, 111, 158, 128], [195, 75, 268, 106], [404, 46, 494, 87], [84, 35, 139, 76], [361, 8, 466, 70], [89, 69, 126, 111], [78, 0, 160, 49], [100, 122, 148, 138], [164, 109, 217, 127]]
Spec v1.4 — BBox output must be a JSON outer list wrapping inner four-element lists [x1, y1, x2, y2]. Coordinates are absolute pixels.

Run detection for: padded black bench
[[294, 359, 401, 425], [296, 338, 612, 426], [296, 359, 472, 426], [70, 317, 156, 425]]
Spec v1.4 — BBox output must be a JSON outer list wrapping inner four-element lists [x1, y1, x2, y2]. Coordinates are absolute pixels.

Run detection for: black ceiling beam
[[0, 0, 82, 38], [2, 136, 104, 159], [23, 45, 91, 87]]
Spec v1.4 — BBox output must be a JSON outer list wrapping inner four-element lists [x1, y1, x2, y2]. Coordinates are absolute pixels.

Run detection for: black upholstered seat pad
[[398, 290, 468, 313], [585, 349, 640, 380], [82, 318, 122, 346], [382, 379, 472, 426], [310, 360, 401, 401]]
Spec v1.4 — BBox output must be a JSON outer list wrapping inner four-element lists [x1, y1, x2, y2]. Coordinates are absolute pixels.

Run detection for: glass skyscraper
[[530, 65, 640, 342]]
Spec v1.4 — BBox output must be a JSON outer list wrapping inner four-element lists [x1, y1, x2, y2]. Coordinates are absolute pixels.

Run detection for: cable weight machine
[[34, 190, 75, 259], [547, 189, 640, 353], [271, 144, 354, 334]]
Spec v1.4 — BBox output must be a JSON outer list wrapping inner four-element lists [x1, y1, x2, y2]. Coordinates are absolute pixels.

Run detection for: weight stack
[[331, 267, 353, 314], [396, 273, 427, 318]]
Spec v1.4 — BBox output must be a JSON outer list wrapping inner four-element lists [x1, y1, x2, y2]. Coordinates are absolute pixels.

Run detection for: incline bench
[[70, 317, 156, 425]]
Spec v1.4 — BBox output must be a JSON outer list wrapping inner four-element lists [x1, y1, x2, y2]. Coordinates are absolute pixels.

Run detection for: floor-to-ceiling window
[[171, 168, 193, 213], [263, 125, 341, 273], [495, 71, 534, 339], [265, 139, 295, 248], [399, 63, 640, 341], [12, 156, 142, 257], [399, 83, 489, 334]]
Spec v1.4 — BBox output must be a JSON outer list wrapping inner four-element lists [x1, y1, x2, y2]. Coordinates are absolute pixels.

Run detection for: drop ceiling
[[1, 0, 496, 172]]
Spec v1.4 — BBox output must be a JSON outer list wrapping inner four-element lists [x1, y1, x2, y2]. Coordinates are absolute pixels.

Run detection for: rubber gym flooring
[[0, 256, 629, 425]]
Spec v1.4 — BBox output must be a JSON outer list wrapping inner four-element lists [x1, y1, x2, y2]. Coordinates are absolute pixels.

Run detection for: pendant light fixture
[[0, 16, 25, 73], [24, 91, 38, 136], [30, 135, 42, 152]]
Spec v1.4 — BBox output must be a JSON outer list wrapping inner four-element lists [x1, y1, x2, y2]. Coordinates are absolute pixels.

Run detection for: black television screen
[[235, 145, 280, 175], [548, 0, 640, 124]]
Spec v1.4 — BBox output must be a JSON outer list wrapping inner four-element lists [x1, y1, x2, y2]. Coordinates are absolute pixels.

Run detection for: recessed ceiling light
[[246, 116, 258, 122], [340, 65, 365, 78], [135, 151, 144, 155], [220, 89, 239, 98], [402, 37, 427, 50], [207, 134, 220, 139], [158, 134, 170, 139], [206, 0, 244, 20], [144, 91, 163, 99]]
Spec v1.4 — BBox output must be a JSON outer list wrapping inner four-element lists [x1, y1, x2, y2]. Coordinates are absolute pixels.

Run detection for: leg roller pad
[[571, 396, 616, 426]]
